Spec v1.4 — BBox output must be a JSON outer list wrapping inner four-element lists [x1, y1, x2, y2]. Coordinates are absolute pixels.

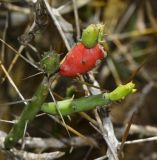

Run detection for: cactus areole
[[59, 24, 106, 77]]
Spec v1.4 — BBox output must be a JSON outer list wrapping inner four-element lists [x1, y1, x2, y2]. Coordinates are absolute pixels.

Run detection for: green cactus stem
[[107, 82, 136, 101], [41, 82, 136, 116], [4, 50, 62, 149], [4, 78, 49, 149]]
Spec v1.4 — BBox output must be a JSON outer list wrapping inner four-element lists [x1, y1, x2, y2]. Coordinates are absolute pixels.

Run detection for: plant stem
[[41, 94, 109, 115], [4, 82, 135, 149], [4, 77, 49, 149], [41, 82, 136, 116]]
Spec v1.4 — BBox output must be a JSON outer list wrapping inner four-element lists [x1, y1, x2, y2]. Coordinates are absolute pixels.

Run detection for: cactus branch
[[4, 77, 49, 149], [41, 82, 136, 116]]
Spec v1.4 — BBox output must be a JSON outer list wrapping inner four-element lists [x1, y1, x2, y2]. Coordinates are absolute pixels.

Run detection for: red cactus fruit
[[59, 43, 106, 77]]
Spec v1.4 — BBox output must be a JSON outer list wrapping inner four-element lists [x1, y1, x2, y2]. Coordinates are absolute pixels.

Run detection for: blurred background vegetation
[[0, 0, 157, 159]]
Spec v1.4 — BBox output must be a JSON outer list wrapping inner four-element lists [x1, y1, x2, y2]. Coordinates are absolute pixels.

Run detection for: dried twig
[[0, 60, 27, 105], [129, 124, 157, 136], [43, 0, 71, 51], [96, 109, 119, 160], [118, 112, 135, 158], [48, 115, 98, 147], [124, 136, 157, 145], [24, 136, 97, 149], [72, 0, 80, 40], [0, 131, 64, 160], [9, 149, 64, 160], [106, 28, 157, 41], [1, 12, 8, 62], [87, 73, 119, 160]]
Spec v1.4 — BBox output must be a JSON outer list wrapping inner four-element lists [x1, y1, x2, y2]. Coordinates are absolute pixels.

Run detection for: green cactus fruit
[[40, 52, 60, 74], [81, 24, 105, 48], [81, 24, 99, 48]]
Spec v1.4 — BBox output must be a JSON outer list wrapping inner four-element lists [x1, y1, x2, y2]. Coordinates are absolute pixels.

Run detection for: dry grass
[[0, 0, 157, 159]]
